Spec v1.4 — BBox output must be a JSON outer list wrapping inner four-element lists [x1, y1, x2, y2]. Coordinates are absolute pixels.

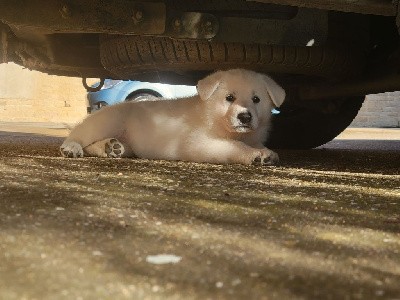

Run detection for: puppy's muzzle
[[237, 112, 252, 125]]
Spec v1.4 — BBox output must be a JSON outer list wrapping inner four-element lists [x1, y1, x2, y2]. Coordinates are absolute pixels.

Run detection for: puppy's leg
[[250, 148, 279, 166], [60, 141, 84, 158], [249, 143, 279, 166], [83, 138, 124, 158], [60, 105, 125, 158], [84, 138, 135, 158], [186, 138, 279, 166]]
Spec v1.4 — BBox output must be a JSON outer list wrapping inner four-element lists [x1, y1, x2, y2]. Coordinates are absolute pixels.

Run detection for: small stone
[[92, 250, 103, 256], [146, 254, 182, 264], [231, 279, 241, 286]]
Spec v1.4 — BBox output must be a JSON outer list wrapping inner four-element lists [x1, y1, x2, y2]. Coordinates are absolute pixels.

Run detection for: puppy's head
[[197, 69, 285, 133]]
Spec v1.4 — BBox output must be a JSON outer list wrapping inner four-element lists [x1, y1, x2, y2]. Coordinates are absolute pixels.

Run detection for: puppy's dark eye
[[226, 94, 235, 102], [252, 96, 260, 104]]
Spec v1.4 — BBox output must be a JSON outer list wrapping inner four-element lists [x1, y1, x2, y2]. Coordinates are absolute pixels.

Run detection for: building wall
[[0, 63, 87, 125], [0, 63, 399, 127], [351, 92, 400, 128]]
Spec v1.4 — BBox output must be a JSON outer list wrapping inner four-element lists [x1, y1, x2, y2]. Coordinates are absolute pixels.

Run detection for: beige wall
[[0, 63, 87, 125], [1, 63, 399, 128], [351, 92, 400, 128]]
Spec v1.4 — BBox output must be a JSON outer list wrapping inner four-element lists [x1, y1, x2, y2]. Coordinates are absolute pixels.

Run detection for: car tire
[[99, 35, 363, 84], [126, 92, 160, 102], [266, 96, 365, 149], [96, 101, 108, 109]]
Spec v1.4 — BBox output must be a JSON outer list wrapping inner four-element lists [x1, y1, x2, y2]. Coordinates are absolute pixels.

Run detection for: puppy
[[60, 69, 285, 165]]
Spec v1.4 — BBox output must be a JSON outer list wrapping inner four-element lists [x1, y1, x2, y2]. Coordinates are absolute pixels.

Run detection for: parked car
[[87, 79, 197, 113], [1, 0, 399, 148]]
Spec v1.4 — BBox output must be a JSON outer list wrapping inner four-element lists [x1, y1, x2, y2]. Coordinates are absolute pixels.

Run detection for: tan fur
[[60, 69, 285, 165]]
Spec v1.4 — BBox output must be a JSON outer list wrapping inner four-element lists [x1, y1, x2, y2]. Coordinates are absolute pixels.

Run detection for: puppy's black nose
[[237, 112, 252, 124]]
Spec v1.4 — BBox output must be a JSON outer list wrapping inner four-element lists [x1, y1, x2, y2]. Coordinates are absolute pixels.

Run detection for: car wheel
[[126, 93, 160, 102], [99, 35, 364, 85], [95, 101, 108, 109], [266, 96, 365, 149]]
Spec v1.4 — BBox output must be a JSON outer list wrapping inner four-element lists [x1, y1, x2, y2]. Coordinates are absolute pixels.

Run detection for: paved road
[[0, 125, 399, 299]]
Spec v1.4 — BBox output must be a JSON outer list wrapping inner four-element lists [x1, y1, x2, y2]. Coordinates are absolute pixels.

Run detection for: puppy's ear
[[261, 74, 286, 107], [197, 71, 222, 101]]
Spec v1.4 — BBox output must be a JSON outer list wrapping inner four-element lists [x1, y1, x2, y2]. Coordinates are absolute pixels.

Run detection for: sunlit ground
[[0, 126, 399, 299]]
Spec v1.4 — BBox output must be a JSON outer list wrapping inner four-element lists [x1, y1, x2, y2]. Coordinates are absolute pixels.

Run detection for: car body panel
[[252, 0, 397, 16], [87, 80, 197, 112]]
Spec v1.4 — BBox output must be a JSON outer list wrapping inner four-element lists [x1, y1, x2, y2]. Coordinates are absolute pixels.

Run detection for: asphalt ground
[[0, 124, 399, 300]]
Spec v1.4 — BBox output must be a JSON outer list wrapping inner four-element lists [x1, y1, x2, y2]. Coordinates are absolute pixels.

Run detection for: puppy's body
[[61, 69, 285, 165]]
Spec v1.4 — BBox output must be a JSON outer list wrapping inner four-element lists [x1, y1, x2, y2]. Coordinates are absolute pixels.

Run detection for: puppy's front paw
[[60, 141, 84, 158], [251, 149, 279, 166], [105, 138, 125, 158]]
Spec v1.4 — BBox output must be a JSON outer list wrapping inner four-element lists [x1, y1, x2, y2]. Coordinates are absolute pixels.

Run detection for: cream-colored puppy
[[60, 69, 285, 165]]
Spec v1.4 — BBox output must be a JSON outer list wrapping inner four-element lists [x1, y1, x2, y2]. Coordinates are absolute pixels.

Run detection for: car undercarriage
[[1, 0, 399, 148]]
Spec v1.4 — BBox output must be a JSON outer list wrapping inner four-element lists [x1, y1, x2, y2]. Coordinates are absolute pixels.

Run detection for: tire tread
[[100, 36, 363, 79]]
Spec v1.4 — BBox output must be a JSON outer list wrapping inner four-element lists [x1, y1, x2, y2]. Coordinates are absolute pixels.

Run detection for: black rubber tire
[[266, 96, 365, 149], [100, 35, 362, 82], [99, 34, 366, 149], [126, 92, 160, 102]]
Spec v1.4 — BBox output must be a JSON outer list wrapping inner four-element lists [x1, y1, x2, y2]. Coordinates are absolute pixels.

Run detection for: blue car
[[87, 79, 197, 113]]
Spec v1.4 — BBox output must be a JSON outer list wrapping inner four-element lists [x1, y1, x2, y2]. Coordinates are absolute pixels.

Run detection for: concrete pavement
[[0, 124, 399, 299]]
